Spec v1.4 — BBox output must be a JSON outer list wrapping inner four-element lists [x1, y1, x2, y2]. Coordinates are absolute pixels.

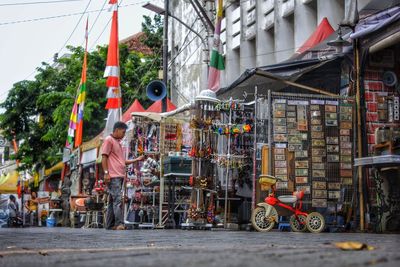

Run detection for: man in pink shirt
[[101, 121, 144, 230]]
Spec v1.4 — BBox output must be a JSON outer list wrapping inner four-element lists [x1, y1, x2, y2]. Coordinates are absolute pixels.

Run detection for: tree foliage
[[0, 15, 163, 171]]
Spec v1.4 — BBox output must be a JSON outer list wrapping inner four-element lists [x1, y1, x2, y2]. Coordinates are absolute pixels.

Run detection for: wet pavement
[[0, 227, 399, 267]]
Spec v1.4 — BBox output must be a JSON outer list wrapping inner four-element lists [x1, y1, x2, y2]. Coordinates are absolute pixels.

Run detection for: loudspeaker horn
[[146, 80, 167, 101]]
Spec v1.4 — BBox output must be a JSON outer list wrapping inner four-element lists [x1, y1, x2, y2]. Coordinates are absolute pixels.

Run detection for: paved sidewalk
[[0, 227, 399, 267]]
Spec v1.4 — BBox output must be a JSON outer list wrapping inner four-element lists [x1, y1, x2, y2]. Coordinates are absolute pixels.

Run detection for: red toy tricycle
[[251, 175, 325, 233]]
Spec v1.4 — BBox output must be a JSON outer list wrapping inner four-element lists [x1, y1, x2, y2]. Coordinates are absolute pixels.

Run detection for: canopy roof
[[146, 98, 177, 113], [217, 55, 344, 100]]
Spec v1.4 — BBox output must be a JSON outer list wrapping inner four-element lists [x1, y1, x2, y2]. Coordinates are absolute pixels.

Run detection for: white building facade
[[168, 0, 372, 107]]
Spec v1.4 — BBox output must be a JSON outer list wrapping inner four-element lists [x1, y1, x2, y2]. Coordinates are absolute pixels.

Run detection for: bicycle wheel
[[290, 214, 307, 232], [306, 212, 325, 233], [251, 206, 277, 232]]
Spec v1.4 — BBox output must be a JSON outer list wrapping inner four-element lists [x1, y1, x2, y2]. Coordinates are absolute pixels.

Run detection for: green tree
[[0, 15, 163, 171]]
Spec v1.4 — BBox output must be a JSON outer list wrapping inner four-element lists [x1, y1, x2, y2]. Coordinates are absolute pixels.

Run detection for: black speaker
[[146, 80, 167, 101]]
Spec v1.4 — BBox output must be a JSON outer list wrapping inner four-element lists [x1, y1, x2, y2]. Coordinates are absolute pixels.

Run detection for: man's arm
[[102, 155, 110, 183], [125, 155, 145, 165]]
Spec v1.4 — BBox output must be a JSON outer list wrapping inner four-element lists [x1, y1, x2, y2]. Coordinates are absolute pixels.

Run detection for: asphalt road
[[0, 227, 399, 267]]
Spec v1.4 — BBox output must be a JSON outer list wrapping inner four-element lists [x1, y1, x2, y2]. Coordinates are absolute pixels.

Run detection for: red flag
[[104, 0, 121, 137]]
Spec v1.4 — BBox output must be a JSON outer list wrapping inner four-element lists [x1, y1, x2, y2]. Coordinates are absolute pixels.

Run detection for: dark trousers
[[105, 177, 123, 229]]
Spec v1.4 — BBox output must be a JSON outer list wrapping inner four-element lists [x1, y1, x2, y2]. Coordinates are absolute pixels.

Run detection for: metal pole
[[252, 86, 258, 210], [162, 0, 169, 113], [354, 38, 365, 231], [224, 98, 233, 228], [267, 90, 272, 175]]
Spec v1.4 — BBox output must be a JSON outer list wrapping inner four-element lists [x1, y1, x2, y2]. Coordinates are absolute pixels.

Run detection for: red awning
[[296, 17, 335, 54], [121, 99, 145, 122], [146, 98, 177, 113]]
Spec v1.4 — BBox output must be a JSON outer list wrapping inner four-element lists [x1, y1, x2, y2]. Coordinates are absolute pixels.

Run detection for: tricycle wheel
[[289, 214, 307, 232], [251, 206, 277, 232], [306, 212, 325, 233]]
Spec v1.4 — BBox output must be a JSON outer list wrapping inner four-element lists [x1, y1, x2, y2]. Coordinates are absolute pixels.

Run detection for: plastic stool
[[278, 216, 290, 231]]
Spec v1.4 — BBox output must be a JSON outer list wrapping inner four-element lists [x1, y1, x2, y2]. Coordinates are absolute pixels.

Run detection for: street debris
[[334, 241, 375, 251]]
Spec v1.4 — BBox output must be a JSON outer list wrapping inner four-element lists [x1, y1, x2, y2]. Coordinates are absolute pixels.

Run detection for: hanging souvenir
[[328, 183, 341, 190], [312, 163, 325, 170], [274, 134, 288, 142], [340, 129, 351, 135], [274, 125, 287, 134], [341, 178, 353, 185], [287, 105, 296, 111], [273, 118, 287, 125], [297, 105, 308, 131], [313, 190, 327, 198], [288, 144, 303, 151], [312, 139, 326, 147], [327, 137, 339, 144], [312, 156, 323, 163], [295, 150, 308, 158], [312, 169, 326, 177], [295, 169, 308, 176], [242, 124, 252, 133], [295, 177, 308, 184], [328, 191, 341, 199], [311, 125, 323, 132], [275, 155, 286, 161], [275, 161, 287, 168], [296, 185, 311, 194], [327, 154, 340, 162], [312, 181, 326, 190], [325, 105, 337, 113], [295, 161, 309, 169], [312, 199, 327, 208], [310, 105, 320, 111], [311, 132, 324, 139], [327, 145, 339, 153]]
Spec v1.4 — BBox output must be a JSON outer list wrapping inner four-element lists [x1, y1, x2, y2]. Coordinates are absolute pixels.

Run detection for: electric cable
[[0, 0, 151, 26], [0, 0, 82, 7], [56, 0, 92, 56]]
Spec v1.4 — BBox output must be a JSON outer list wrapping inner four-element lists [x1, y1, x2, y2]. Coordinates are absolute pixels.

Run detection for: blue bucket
[[46, 218, 56, 227]]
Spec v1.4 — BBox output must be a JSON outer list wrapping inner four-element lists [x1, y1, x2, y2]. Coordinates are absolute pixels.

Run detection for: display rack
[[124, 115, 161, 229]]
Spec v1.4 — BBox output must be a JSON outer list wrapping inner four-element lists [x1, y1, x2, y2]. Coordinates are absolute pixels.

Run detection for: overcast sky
[[0, 0, 162, 103]]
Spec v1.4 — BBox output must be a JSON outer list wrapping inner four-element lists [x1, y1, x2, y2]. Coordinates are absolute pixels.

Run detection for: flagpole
[[162, 0, 169, 113]]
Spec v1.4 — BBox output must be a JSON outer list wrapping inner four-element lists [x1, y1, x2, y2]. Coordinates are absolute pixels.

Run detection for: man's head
[[9, 195, 16, 202], [112, 121, 128, 139]]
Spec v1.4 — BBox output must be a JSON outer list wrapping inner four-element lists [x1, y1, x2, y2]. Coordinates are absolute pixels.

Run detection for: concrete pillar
[[294, 0, 317, 51], [223, 4, 241, 87], [240, 1, 257, 71], [317, 0, 344, 29], [275, 0, 295, 62], [256, 0, 276, 66]]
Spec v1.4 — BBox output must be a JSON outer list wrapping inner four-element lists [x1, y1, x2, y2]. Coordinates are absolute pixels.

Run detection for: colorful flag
[[74, 18, 89, 147], [66, 18, 89, 149], [207, 0, 225, 92], [103, 0, 122, 138]]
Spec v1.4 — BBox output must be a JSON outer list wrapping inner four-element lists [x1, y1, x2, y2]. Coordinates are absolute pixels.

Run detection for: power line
[[83, 0, 107, 47], [56, 0, 92, 55], [0, 0, 150, 26], [0, 0, 82, 7]]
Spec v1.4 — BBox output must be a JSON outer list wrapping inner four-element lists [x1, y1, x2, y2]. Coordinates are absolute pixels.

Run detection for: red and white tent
[[296, 17, 335, 54], [146, 99, 177, 113], [121, 99, 145, 122]]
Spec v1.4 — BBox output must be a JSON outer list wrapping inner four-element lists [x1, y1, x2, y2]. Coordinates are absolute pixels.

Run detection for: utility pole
[[162, 0, 169, 113]]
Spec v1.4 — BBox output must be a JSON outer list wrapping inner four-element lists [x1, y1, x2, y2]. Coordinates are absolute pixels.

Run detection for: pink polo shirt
[[101, 135, 126, 178]]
